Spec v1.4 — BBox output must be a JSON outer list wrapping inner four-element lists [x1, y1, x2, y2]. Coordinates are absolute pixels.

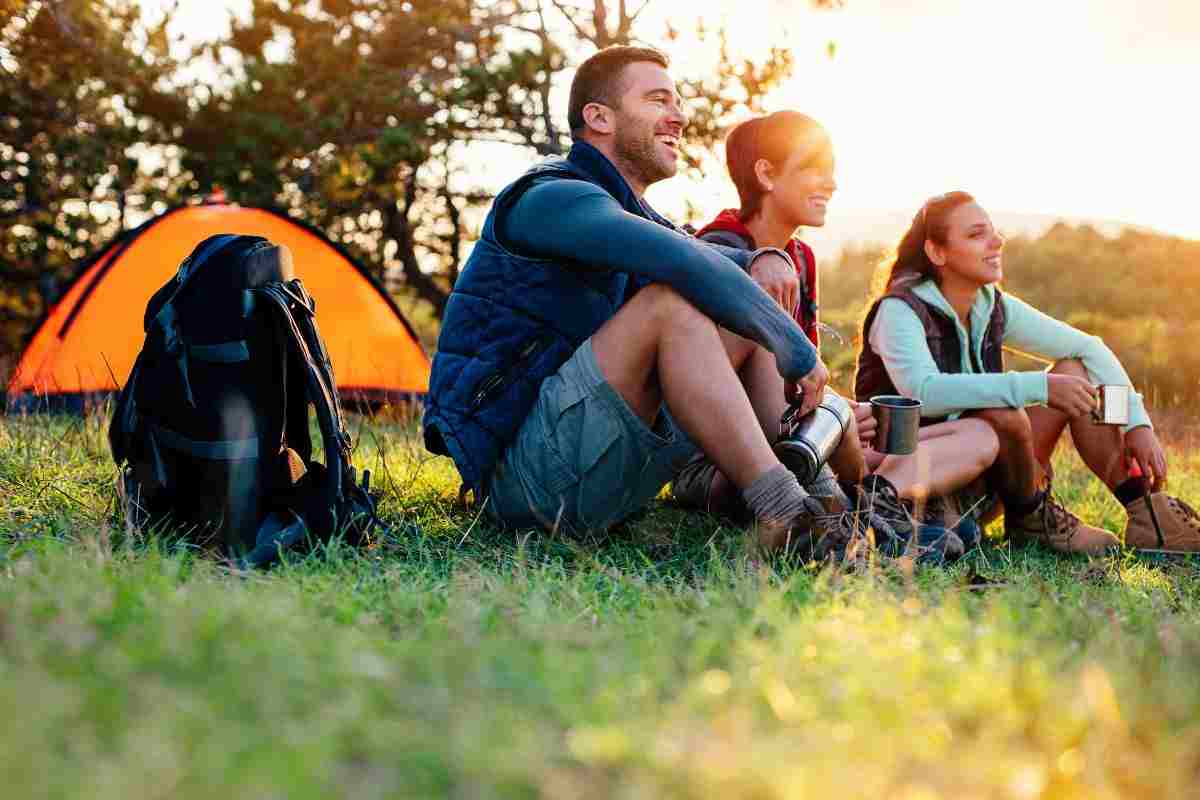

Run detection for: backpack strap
[[697, 229, 753, 251], [149, 423, 259, 460], [252, 281, 349, 516], [187, 341, 251, 363], [251, 279, 381, 551]]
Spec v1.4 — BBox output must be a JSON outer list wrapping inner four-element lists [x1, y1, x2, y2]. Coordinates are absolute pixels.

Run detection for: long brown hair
[[867, 191, 976, 303]]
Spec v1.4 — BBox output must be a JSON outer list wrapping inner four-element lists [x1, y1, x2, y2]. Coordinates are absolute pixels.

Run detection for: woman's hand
[[1046, 374, 1098, 418], [1125, 426, 1168, 492], [852, 400, 877, 449]]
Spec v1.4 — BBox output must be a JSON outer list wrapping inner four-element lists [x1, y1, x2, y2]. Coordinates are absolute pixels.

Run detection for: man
[[423, 45, 845, 552]]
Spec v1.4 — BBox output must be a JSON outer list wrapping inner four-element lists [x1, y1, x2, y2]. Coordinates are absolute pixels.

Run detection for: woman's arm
[[1001, 293, 1152, 431], [869, 298, 1046, 419]]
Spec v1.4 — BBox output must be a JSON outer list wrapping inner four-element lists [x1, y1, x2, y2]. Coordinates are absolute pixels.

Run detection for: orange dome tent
[[8, 202, 429, 408]]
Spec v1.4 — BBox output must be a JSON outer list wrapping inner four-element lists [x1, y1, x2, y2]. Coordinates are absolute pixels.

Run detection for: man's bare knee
[[637, 283, 715, 336], [719, 327, 761, 371], [973, 407, 1033, 446]]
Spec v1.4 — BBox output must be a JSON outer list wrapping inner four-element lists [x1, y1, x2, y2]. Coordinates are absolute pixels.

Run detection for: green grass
[[4, 411, 1200, 798]]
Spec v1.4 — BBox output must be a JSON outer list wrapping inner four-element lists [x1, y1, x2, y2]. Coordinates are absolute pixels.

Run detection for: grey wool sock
[[742, 464, 811, 526], [805, 464, 851, 511]]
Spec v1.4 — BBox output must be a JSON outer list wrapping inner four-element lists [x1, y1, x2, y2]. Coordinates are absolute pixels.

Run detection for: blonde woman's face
[[765, 137, 837, 228], [934, 201, 1005, 286]]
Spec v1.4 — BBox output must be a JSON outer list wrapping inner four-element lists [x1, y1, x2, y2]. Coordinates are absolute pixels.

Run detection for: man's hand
[[1125, 426, 1168, 492], [786, 358, 829, 418], [749, 251, 799, 313], [852, 400, 877, 449], [1047, 374, 1097, 418]]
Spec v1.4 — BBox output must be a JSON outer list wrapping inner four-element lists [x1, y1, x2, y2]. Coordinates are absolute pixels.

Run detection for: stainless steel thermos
[[774, 389, 854, 485]]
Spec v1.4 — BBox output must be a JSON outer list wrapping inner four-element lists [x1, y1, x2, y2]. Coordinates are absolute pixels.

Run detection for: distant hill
[[799, 210, 1164, 256]]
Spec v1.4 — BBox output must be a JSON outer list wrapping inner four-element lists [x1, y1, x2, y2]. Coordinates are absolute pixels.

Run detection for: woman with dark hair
[[855, 191, 1200, 553], [674, 112, 997, 557]]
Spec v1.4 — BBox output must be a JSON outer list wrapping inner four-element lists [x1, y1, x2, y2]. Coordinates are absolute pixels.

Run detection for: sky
[[142, 0, 1200, 240]]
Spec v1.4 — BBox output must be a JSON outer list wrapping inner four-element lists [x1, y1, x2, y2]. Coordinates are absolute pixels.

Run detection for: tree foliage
[[0, 0, 183, 360], [1, 0, 823, 373], [180, 0, 806, 317]]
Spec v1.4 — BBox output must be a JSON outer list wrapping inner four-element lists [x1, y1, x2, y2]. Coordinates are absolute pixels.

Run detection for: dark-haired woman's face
[[767, 143, 837, 228], [934, 201, 1005, 287]]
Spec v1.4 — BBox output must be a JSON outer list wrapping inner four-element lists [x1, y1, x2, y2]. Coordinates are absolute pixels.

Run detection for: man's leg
[[591, 284, 817, 551], [675, 327, 863, 518], [592, 285, 778, 489]]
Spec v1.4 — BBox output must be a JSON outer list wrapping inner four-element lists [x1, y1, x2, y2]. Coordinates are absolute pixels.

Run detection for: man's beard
[[613, 117, 677, 187]]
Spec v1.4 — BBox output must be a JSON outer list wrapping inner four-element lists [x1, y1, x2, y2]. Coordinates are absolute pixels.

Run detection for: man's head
[[567, 46, 688, 193]]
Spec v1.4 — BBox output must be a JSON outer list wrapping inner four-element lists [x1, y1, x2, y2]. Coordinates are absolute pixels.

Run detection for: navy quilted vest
[[423, 142, 674, 493]]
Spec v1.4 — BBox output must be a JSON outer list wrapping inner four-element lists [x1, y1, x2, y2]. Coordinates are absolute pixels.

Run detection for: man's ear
[[581, 102, 614, 135], [924, 238, 947, 267], [754, 158, 775, 192]]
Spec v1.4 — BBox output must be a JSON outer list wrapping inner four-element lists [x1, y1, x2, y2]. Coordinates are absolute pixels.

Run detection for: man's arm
[[500, 179, 817, 380]]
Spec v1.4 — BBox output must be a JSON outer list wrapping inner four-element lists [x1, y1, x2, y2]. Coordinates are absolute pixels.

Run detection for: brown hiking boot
[[1124, 493, 1200, 551], [672, 454, 747, 521], [671, 454, 720, 511], [1006, 492, 1119, 554], [755, 496, 854, 559]]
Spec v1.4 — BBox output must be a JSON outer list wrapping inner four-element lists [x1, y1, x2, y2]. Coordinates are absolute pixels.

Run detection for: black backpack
[[109, 234, 379, 566]]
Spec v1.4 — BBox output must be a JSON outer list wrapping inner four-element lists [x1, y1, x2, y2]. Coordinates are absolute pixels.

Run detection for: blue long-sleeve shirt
[[498, 178, 819, 381]]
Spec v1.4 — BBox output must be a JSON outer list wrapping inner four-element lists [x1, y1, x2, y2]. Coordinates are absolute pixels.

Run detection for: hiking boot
[[672, 454, 720, 510], [908, 525, 964, 564], [756, 496, 856, 560], [923, 494, 982, 552], [1006, 490, 1118, 554], [853, 475, 909, 554], [1124, 493, 1200, 552], [672, 454, 747, 521], [849, 476, 964, 563]]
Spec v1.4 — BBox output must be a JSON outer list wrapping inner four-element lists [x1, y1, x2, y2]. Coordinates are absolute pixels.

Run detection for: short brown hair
[[568, 46, 670, 138], [725, 111, 829, 221]]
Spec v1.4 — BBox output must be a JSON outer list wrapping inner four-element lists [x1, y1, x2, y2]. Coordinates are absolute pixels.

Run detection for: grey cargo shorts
[[485, 338, 698, 533]]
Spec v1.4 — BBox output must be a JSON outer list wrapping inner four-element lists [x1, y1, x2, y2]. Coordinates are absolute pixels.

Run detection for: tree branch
[[385, 172, 449, 315], [548, 0, 594, 44], [627, 0, 651, 25]]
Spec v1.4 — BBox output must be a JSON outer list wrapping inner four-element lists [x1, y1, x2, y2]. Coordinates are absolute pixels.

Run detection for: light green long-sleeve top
[[867, 280, 1151, 432]]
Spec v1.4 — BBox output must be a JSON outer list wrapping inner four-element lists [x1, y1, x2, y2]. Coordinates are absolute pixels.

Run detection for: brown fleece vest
[[854, 285, 1007, 424]]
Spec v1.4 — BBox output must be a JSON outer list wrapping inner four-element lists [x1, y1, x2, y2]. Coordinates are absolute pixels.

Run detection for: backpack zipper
[[470, 336, 550, 411]]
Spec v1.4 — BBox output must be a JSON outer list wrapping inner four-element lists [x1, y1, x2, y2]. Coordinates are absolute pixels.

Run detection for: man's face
[[609, 61, 688, 190]]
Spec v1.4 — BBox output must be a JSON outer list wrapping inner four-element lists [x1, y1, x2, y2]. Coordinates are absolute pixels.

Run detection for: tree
[[0, 0, 183, 360], [182, 0, 836, 318]]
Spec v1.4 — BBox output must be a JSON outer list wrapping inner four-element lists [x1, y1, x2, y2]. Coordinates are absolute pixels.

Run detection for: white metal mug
[[1092, 384, 1131, 426]]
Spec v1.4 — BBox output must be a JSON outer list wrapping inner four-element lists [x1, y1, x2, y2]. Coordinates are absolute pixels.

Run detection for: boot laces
[[1167, 496, 1200, 530], [1041, 492, 1082, 546]]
